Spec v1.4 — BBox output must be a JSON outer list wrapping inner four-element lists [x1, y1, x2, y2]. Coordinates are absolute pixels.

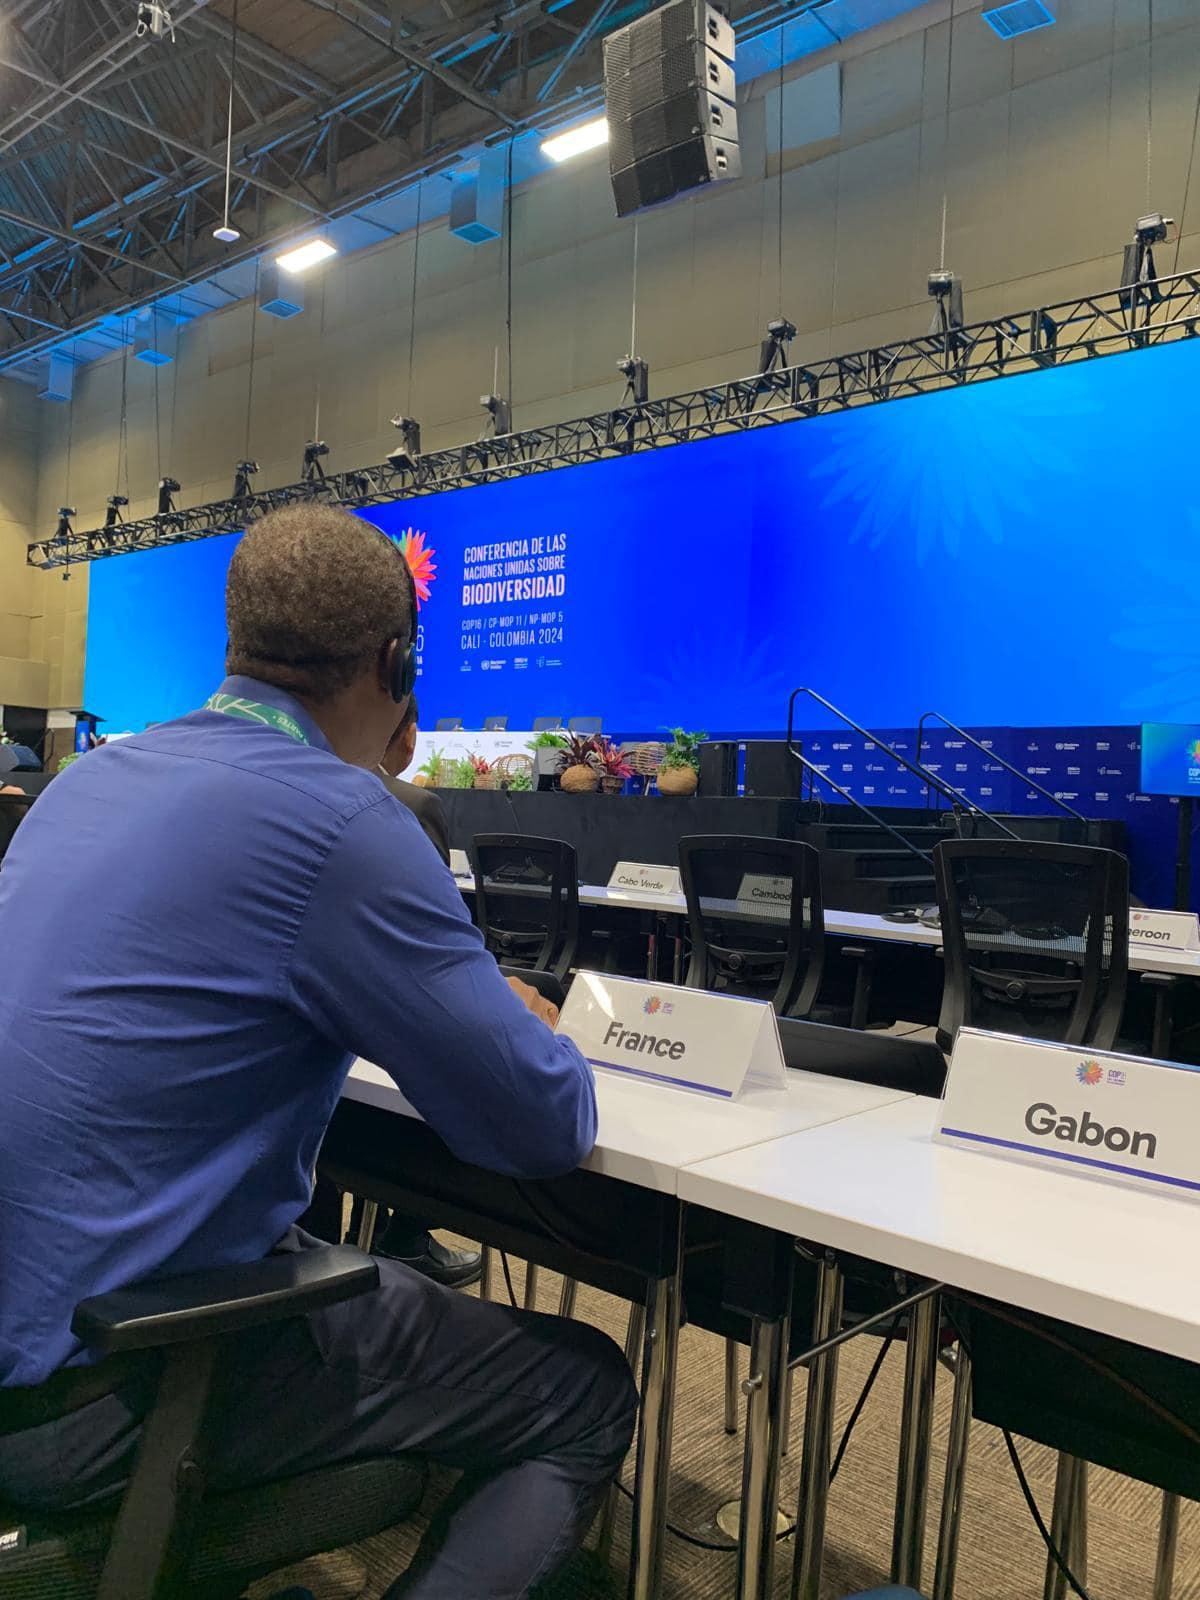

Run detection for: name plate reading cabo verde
[[556, 973, 787, 1099], [449, 848, 472, 880], [934, 1027, 1200, 1199], [1129, 909, 1200, 952], [607, 862, 682, 896]]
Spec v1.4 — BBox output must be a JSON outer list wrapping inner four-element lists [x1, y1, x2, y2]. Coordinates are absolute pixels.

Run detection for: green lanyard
[[203, 693, 310, 746]]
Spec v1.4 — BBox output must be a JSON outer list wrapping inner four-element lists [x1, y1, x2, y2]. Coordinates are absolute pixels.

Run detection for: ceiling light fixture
[[540, 117, 608, 164], [213, 0, 242, 243], [277, 239, 337, 274]]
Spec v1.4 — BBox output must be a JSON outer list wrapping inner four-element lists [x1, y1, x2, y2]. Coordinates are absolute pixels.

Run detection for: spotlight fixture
[[387, 415, 422, 471], [158, 476, 180, 515], [54, 506, 76, 542], [480, 393, 511, 437], [540, 117, 608, 164], [135, 1, 175, 40], [927, 269, 965, 335], [277, 239, 337, 274], [1121, 213, 1174, 306], [302, 439, 329, 482], [617, 355, 649, 406], [105, 494, 128, 529], [232, 459, 258, 499], [758, 317, 796, 377]]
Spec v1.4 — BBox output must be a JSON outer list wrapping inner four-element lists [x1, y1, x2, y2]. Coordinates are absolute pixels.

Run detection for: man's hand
[[506, 975, 559, 1030]]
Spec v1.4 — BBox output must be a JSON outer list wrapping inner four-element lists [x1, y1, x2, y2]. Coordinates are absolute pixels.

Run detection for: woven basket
[[473, 769, 499, 790], [599, 773, 625, 795], [561, 762, 600, 794], [494, 753, 534, 783], [657, 763, 698, 796], [630, 742, 666, 777]]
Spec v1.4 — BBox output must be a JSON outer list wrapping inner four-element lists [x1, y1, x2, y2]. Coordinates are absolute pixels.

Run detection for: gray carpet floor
[[249, 1259, 1196, 1600]]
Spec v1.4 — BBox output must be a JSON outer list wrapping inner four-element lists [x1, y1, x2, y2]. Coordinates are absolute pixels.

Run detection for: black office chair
[[0, 1247, 424, 1600], [678, 835, 826, 1019], [434, 717, 463, 732], [473, 835, 579, 985], [532, 716, 563, 732], [933, 839, 1129, 1054], [567, 716, 602, 735], [483, 716, 509, 731], [0, 793, 33, 865], [935, 1296, 1194, 1600]]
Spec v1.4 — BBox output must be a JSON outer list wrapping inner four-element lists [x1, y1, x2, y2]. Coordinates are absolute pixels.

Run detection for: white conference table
[[679, 1093, 1200, 1595], [341, 1058, 912, 1600], [454, 872, 1200, 980], [679, 1094, 1200, 1365]]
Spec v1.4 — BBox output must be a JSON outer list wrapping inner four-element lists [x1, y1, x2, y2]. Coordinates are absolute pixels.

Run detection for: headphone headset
[[379, 527, 418, 705]]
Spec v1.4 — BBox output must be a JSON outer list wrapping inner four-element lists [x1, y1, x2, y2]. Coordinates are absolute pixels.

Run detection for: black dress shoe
[[379, 1231, 483, 1289]]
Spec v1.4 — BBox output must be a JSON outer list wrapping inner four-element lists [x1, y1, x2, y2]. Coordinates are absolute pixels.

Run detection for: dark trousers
[[0, 1229, 638, 1599]]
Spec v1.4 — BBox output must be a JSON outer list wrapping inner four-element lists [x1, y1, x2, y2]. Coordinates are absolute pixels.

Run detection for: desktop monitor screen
[[1139, 723, 1200, 798]]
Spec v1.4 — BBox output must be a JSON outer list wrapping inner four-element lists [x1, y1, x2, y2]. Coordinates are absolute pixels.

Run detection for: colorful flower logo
[[1188, 738, 1200, 764], [643, 996, 662, 1015], [1076, 1060, 1103, 1087], [394, 528, 437, 607]]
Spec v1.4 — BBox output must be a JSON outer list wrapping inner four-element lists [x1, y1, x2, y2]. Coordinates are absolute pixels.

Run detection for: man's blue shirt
[[0, 678, 596, 1388]]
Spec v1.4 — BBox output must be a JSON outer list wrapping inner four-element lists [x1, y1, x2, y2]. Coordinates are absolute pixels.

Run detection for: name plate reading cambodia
[[1129, 909, 1200, 951], [556, 973, 787, 1099], [449, 848, 472, 880], [934, 1027, 1200, 1198], [607, 862, 682, 896], [735, 873, 792, 907]]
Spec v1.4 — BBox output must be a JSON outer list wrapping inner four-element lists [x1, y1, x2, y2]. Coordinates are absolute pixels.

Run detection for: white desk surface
[[342, 1058, 910, 1197], [678, 1095, 1200, 1364], [453, 875, 1200, 978]]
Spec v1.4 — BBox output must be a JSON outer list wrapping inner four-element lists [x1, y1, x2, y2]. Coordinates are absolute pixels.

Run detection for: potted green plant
[[656, 728, 705, 796], [413, 746, 443, 788], [557, 732, 601, 794], [505, 769, 533, 792], [448, 756, 477, 789], [593, 737, 634, 795], [468, 753, 497, 790], [56, 752, 82, 774], [527, 730, 568, 752]]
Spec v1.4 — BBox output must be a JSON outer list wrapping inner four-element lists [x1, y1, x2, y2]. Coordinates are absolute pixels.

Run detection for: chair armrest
[[72, 1244, 379, 1355], [1140, 971, 1181, 989]]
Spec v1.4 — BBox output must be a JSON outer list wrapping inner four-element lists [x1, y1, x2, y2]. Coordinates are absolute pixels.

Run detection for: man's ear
[[378, 639, 399, 697]]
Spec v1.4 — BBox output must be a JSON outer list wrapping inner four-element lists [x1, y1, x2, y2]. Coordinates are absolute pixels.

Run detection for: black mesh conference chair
[[434, 717, 463, 731], [678, 835, 826, 1019], [933, 839, 1129, 1055], [0, 792, 33, 865], [0, 1247, 424, 1600], [472, 834, 579, 985], [567, 716, 602, 735], [934, 1296, 1195, 1600], [532, 716, 563, 731], [483, 716, 509, 731]]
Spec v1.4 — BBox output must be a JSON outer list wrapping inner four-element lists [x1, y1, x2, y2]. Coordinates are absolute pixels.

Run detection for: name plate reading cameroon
[[934, 1027, 1200, 1199], [449, 848, 472, 880], [556, 973, 787, 1099], [1129, 908, 1200, 952], [606, 862, 682, 896]]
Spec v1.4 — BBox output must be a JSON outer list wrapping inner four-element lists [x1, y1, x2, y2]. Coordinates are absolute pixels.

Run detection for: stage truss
[[27, 266, 1200, 570]]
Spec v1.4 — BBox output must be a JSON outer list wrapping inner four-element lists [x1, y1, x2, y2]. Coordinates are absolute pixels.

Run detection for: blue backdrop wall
[[86, 336, 1200, 738]]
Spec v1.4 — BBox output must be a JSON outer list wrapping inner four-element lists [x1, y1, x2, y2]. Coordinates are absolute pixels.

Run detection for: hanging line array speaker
[[604, 0, 741, 218]]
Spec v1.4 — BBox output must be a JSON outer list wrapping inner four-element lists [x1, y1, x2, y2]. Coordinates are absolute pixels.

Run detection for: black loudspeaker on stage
[[698, 740, 801, 799], [603, 0, 741, 218]]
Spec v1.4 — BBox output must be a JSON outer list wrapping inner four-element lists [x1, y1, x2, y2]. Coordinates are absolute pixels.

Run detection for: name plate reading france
[[934, 1027, 1200, 1199], [607, 862, 682, 896], [556, 973, 787, 1099], [1129, 909, 1200, 952], [449, 849, 472, 880]]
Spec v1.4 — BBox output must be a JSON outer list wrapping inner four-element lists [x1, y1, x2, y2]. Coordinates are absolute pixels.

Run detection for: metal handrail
[[916, 709, 1087, 826], [790, 688, 1020, 841], [786, 698, 935, 870]]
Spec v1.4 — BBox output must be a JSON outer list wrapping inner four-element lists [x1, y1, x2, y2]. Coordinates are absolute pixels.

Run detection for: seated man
[[0, 505, 637, 1600]]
